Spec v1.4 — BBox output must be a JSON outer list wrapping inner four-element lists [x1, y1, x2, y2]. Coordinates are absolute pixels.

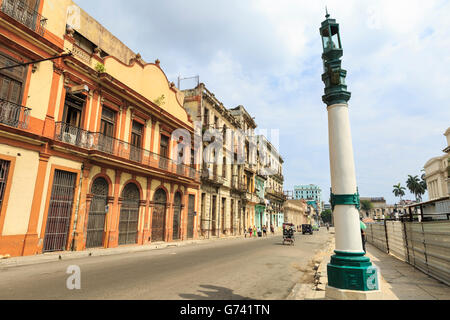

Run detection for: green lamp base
[[327, 250, 379, 291]]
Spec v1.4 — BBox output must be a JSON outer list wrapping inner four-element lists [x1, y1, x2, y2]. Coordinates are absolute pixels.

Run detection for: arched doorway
[[86, 177, 109, 248], [152, 188, 167, 242], [118, 183, 140, 245], [172, 192, 182, 240]]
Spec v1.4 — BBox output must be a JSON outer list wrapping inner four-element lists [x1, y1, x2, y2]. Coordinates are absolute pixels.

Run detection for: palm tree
[[406, 175, 426, 202], [406, 175, 419, 201], [392, 183, 406, 203]]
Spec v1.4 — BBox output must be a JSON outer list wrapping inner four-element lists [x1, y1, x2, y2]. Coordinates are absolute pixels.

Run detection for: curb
[[290, 235, 335, 300]]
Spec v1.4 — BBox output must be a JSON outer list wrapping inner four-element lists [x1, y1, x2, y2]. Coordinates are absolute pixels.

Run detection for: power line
[[0, 53, 73, 71]]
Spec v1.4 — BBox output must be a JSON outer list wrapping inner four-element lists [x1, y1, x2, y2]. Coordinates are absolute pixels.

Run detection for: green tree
[[392, 183, 406, 203], [407, 174, 426, 202], [360, 200, 373, 217], [321, 209, 332, 224]]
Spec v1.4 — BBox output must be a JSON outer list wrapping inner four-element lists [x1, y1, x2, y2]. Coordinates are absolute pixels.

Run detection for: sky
[[75, 0, 450, 205]]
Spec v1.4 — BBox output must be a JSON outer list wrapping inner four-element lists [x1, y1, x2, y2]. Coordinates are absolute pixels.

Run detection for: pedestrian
[[326, 222, 330, 232], [249, 226, 253, 238], [253, 225, 257, 237], [262, 225, 267, 237], [361, 229, 366, 253], [244, 228, 248, 238], [359, 219, 366, 253], [257, 226, 262, 237], [270, 224, 274, 235]]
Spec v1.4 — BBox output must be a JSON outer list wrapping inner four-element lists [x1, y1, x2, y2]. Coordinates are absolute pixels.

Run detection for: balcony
[[231, 176, 246, 193], [244, 192, 259, 204], [201, 168, 225, 186], [244, 161, 256, 173], [265, 188, 287, 201], [55, 122, 93, 149], [0, 99, 31, 129], [54, 123, 200, 181], [1, 0, 47, 36]]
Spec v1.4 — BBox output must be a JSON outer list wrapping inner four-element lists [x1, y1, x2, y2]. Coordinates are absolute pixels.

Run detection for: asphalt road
[[0, 229, 332, 300]]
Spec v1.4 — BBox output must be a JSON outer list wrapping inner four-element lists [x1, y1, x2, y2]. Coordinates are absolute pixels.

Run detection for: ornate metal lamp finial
[[325, 6, 330, 19]]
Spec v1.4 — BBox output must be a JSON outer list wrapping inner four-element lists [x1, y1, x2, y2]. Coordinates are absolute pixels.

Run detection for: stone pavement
[[291, 232, 450, 300]]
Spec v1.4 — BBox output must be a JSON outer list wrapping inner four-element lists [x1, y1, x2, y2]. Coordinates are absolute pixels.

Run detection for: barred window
[[0, 160, 10, 212]]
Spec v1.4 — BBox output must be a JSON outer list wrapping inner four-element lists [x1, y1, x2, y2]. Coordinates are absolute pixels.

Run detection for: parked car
[[302, 224, 313, 235]]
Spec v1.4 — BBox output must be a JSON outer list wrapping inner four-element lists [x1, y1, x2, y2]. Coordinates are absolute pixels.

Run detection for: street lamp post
[[320, 10, 381, 299]]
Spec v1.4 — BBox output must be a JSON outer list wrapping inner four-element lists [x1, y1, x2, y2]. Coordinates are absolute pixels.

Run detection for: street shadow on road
[[179, 285, 254, 300]]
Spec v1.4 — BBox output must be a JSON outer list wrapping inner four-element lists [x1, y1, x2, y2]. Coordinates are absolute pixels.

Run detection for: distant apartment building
[[294, 184, 322, 213], [294, 184, 322, 202]]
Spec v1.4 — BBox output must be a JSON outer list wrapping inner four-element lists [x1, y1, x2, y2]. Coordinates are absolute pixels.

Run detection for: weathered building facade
[[229, 105, 259, 231], [0, 0, 201, 257], [258, 135, 285, 230], [183, 84, 248, 237], [283, 199, 310, 227]]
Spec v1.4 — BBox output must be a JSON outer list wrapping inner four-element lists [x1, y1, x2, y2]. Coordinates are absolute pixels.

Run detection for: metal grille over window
[[187, 195, 195, 239], [0, 160, 11, 212], [43, 170, 77, 252], [86, 177, 109, 248], [118, 183, 140, 245], [172, 192, 182, 240], [152, 188, 167, 242]]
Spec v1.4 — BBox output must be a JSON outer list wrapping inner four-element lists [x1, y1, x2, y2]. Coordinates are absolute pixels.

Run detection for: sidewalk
[[0, 232, 282, 269], [292, 235, 450, 300]]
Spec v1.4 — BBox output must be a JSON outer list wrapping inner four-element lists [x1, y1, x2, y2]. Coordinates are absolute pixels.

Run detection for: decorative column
[[166, 183, 175, 242], [142, 177, 152, 244], [104, 196, 115, 248], [107, 169, 122, 248], [319, 11, 381, 299], [22, 151, 51, 255], [137, 199, 147, 244]]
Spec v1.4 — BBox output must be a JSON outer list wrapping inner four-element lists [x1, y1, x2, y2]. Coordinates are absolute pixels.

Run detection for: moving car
[[302, 224, 313, 235]]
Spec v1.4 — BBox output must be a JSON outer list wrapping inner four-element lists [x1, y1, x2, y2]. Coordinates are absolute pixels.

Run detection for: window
[[63, 93, 85, 128], [73, 31, 95, 55], [160, 135, 169, 157], [130, 121, 143, 148], [222, 156, 226, 178], [214, 116, 219, 129], [203, 108, 209, 127], [129, 121, 143, 162], [100, 107, 115, 137], [0, 53, 26, 104]]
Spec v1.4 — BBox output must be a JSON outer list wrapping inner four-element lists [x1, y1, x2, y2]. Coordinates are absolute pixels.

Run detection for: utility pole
[[319, 10, 381, 299]]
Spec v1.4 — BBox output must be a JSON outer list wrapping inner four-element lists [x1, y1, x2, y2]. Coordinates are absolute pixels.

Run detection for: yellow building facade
[[0, 0, 200, 257]]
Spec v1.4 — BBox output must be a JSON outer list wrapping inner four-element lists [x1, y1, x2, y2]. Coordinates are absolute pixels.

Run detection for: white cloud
[[75, 0, 450, 204]]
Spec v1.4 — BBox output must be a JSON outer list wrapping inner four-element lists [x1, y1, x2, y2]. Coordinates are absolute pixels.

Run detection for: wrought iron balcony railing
[[0, 99, 31, 129], [54, 123, 201, 181], [265, 188, 287, 200], [1, 0, 47, 36], [54, 122, 93, 149], [201, 169, 224, 185]]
